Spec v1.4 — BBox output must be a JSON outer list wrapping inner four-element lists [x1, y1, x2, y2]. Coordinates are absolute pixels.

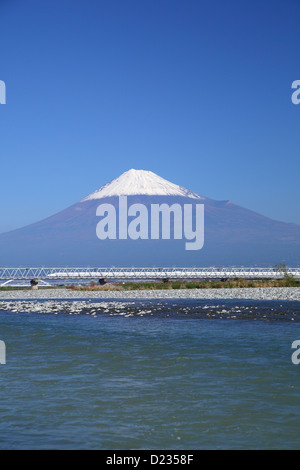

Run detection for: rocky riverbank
[[0, 287, 299, 301]]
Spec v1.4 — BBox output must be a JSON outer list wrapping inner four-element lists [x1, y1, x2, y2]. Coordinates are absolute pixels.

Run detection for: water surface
[[0, 298, 299, 449]]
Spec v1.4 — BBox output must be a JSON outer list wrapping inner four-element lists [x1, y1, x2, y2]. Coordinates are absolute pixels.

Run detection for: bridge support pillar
[[30, 279, 39, 290]]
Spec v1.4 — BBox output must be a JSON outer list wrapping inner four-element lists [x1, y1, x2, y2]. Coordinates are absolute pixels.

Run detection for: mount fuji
[[0, 169, 299, 266]]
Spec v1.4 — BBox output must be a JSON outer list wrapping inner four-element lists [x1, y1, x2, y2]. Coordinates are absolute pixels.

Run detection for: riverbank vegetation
[[67, 277, 300, 291], [1, 277, 299, 291]]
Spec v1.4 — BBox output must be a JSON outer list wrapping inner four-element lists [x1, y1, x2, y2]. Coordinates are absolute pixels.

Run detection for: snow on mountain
[[0, 168, 299, 266], [81, 169, 205, 201]]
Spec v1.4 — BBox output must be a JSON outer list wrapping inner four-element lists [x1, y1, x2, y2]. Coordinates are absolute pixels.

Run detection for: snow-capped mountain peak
[[81, 169, 205, 200]]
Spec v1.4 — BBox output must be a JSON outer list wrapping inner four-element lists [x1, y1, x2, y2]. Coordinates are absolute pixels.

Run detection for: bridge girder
[[0, 267, 299, 282]]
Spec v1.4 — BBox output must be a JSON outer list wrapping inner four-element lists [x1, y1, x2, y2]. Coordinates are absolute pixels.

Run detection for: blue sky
[[0, 0, 299, 232]]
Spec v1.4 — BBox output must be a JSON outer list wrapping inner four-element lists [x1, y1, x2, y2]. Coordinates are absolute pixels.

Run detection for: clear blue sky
[[0, 0, 299, 232]]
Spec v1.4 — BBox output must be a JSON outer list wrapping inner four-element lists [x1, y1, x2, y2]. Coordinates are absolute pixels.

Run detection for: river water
[[0, 298, 299, 449]]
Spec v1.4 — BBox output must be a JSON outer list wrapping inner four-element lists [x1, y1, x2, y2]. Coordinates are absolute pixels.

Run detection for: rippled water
[[0, 298, 300, 449]]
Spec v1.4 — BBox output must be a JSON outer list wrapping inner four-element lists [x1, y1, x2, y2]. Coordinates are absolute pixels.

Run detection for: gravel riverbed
[[0, 287, 299, 301], [0, 288, 299, 319]]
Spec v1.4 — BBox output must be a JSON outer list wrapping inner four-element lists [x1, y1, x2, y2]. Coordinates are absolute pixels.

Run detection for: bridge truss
[[0, 266, 299, 286]]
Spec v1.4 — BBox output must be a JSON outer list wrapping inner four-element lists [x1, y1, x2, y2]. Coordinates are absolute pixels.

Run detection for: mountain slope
[[82, 169, 204, 200], [0, 170, 299, 266]]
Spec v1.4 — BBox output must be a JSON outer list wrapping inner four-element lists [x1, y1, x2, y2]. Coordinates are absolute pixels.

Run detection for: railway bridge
[[0, 266, 299, 287]]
